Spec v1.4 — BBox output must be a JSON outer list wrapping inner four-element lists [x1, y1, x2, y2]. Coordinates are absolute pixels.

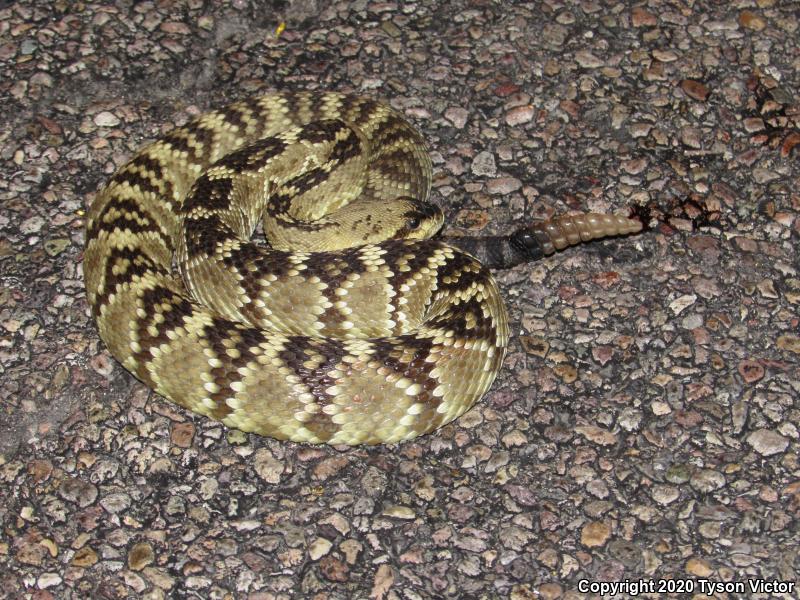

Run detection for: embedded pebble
[[680, 79, 710, 101], [747, 429, 789, 456], [93, 111, 120, 127], [575, 51, 604, 68], [444, 107, 469, 128], [253, 448, 285, 484], [127, 542, 155, 571], [505, 105, 534, 126], [471, 151, 497, 177], [486, 176, 521, 195], [581, 520, 612, 547], [651, 485, 680, 505], [690, 469, 726, 493], [309, 537, 333, 560]]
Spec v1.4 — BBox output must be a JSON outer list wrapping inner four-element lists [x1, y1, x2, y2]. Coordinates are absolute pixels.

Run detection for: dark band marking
[[200, 318, 266, 421], [130, 285, 195, 383], [93, 246, 169, 317], [110, 154, 175, 201], [278, 336, 349, 442], [162, 124, 216, 163], [182, 173, 235, 214], [88, 197, 172, 249], [183, 213, 238, 257], [214, 136, 288, 173]]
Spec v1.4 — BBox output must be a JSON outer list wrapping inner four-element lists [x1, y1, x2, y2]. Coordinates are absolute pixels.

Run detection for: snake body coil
[[84, 92, 640, 445]]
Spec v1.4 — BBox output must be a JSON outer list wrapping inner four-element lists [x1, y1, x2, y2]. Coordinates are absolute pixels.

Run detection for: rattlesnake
[[84, 92, 641, 445]]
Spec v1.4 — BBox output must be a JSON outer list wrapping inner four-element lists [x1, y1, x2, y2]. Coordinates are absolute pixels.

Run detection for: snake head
[[395, 199, 444, 241]]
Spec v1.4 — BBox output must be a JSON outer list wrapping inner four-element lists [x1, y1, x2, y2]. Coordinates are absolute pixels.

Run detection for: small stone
[[444, 107, 469, 129], [699, 521, 721, 538], [519, 335, 549, 358], [752, 168, 780, 184], [780, 132, 800, 158], [739, 10, 766, 31], [161, 21, 191, 34], [651, 485, 680, 505], [71, 546, 99, 567], [340, 539, 362, 565], [511, 585, 538, 600], [380, 20, 401, 37], [680, 79, 710, 101], [580, 520, 611, 547], [592, 345, 614, 366], [94, 111, 120, 127], [44, 239, 70, 257], [170, 422, 195, 448], [543, 59, 561, 76], [738, 360, 764, 383], [680, 126, 703, 148], [538, 582, 563, 600], [128, 542, 155, 571], [669, 294, 697, 315], [757, 278, 778, 299], [455, 209, 489, 231], [486, 176, 521, 195], [309, 537, 333, 560], [618, 409, 642, 431], [575, 50, 604, 68], [575, 425, 617, 446], [776, 335, 800, 354], [731, 401, 748, 434], [100, 492, 132, 514], [37, 573, 62, 589], [254, 448, 284, 484], [743, 117, 766, 132], [643, 60, 666, 81], [690, 469, 726, 493], [621, 157, 647, 175], [471, 151, 497, 177], [553, 364, 577, 383], [59, 477, 98, 508], [319, 513, 350, 536], [652, 49, 678, 62], [371, 564, 394, 598], [21, 215, 45, 234], [651, 401, 672, 416], [686, 556, 713, 577], [505, 105, 534, 126], [382, 505, 415, 519], [40, 539, 58, 558], [319, 555, 349, 582], [586, 479, 609, 499], [747, 429, 789, 456], [494, 83, 520, 97], [631, 7, 657, 27]]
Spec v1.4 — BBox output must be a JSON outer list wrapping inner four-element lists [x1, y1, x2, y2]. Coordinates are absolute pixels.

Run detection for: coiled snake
[[84, 92, 641, 445]]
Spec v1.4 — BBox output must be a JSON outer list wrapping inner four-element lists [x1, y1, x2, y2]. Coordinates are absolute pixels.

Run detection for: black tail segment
[[442, 212, 643, 270]]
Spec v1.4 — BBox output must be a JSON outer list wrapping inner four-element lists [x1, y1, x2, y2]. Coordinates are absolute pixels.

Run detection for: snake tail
[[445, 212, 642, 269]]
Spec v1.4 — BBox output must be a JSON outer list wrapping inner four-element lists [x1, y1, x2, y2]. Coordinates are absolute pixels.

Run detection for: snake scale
[[84, 92, 641, 445]]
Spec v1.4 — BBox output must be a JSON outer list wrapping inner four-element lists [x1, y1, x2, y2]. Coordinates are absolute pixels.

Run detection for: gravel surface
[[1, 1, 799, 598]]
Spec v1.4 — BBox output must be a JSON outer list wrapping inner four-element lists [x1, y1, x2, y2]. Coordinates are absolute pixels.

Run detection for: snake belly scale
[[84, 92, 510, 445]]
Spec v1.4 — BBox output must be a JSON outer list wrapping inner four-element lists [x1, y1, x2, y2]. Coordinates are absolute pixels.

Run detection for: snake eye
[[407, 216, 422, 230]]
